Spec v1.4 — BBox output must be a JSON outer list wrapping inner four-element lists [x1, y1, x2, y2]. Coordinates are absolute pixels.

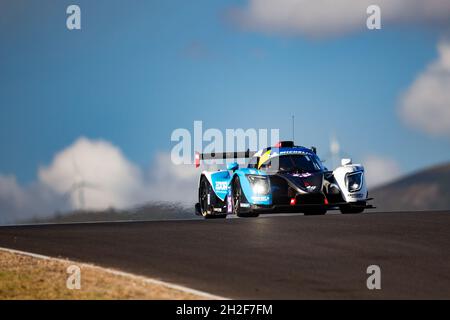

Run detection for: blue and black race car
[[194, 141, 374, 218]]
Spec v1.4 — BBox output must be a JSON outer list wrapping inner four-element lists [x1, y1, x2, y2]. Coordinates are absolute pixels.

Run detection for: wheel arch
[[231, 171, 253, 204]]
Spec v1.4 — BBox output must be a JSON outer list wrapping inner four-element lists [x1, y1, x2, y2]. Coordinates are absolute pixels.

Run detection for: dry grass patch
[[0, 250, 202, 300]]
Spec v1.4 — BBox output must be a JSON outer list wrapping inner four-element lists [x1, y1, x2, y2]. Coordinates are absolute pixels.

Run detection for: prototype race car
[[194, 141, 374, 218]]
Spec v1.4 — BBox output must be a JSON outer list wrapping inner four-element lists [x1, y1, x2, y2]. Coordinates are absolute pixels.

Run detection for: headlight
[[246, 175, 270, 195], [346, 172, 363, 192]]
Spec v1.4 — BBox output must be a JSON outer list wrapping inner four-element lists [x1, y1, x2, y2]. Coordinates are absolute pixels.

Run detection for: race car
[[194, 141, 374, 218]]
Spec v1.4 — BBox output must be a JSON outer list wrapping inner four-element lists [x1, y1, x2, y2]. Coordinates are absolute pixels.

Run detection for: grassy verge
[[0, 250, 202, 299]]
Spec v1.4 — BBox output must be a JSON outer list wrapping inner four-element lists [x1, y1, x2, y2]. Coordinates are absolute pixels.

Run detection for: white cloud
[[145, 152, 199, 204], [230, 0, 450, 37], [399, 40, 450, 136], [38, 137, 146, 210], [363, 155, 402, 187], [0, 175, 66, 224], [0, 137, 199, 224]]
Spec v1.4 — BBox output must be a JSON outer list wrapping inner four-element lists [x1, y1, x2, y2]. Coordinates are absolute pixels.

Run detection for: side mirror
[[341, 158, 352, 166], [227, 162, 239, 171]]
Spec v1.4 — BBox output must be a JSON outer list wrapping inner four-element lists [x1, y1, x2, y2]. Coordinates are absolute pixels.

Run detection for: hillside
[[371, 162, 450, 212], [21, 202, 197, 224]]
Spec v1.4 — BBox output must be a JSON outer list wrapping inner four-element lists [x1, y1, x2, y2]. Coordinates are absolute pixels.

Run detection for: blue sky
[[1, 0, 449, 186]]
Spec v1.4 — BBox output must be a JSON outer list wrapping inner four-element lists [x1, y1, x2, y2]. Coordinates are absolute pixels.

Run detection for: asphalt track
[[0, 211, 450, 299]]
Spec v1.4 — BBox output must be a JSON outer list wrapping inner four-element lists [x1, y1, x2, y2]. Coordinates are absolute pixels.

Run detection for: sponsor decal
[[215, 181, 228, 191], [279, 150, 312, 156], [251, 195, 269, 202]]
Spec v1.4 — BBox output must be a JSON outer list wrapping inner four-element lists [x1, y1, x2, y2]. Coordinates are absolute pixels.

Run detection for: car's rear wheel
[[232, 177, 259, 218], [199, 176, 226, 219]]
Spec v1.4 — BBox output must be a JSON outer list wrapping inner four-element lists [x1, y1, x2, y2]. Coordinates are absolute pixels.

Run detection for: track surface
[[1, 211, 450, 299]]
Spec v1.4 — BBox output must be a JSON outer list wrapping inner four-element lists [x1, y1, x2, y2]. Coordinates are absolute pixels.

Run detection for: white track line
[[0, 246, 228, 300]]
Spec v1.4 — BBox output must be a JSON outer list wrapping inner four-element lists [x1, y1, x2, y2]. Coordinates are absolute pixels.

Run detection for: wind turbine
[[330, 133, 340, 170], [63, 154, 100, 210]]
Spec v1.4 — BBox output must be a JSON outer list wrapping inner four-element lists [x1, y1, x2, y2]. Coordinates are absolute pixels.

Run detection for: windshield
[[260, 154, 323, 173]]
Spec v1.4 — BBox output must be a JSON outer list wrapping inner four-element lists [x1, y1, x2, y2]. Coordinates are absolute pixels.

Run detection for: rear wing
[[195, 150, 256, 168]]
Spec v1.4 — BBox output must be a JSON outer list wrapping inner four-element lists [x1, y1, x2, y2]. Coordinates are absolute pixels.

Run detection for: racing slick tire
[[232, 177, 259, 218], [199, 176, 226, 219]]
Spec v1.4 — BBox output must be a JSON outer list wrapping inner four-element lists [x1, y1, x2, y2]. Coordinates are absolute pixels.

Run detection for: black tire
[[232, 177, 259, 218], [199, 176, 226, 219]]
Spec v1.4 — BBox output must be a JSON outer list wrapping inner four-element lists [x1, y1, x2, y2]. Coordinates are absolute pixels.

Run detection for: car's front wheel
[[199, 176, 226, 219], [232, 177, 259, 218]]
